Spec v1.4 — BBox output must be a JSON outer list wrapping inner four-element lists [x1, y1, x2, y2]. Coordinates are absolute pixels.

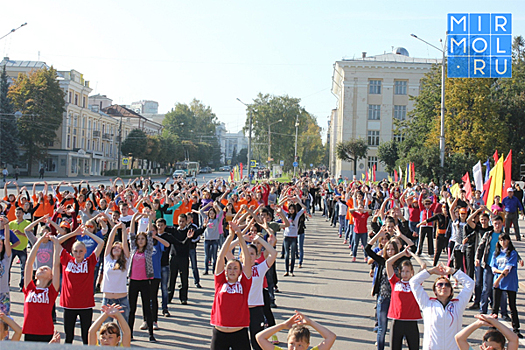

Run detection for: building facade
[[329, 48, 440, 179], [215, 122, 248, 164]]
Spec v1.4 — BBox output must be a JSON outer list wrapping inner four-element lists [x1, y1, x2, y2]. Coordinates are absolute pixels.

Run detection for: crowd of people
[[0, 170, 523, 350]]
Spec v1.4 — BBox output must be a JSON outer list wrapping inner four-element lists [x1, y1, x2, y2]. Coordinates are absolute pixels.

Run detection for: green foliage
[[336, 137, 368, 176], [237, 148, 248, 166], [121, 129, 147, 161], [0, 66, 19, 166], [8, 66, 65, 173], [377, 140, 399, 174]]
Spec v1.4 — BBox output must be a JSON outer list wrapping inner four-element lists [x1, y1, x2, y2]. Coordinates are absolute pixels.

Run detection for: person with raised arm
[[88, 304, 131, 347], [455, 314, 518, 350], [22, 234, 61, 342], [210, 220, 252, 350], [0, 311, 22, 341], [409, 263, 474, 350], [256, 311, 336, 350]]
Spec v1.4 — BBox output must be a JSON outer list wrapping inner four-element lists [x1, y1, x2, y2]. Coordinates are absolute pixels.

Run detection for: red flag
[[394, 169, 398, 182], [482, 177, 492, 204], [493, 150, 499, 163], [240, 163, 243, 180], [411, 163, 415, 183], [230, 170, 234, 181], [503, 150, 513, 198], [462, 172, 472, 201], [365, 169, 369, 182], [373, 164, 376, 182]]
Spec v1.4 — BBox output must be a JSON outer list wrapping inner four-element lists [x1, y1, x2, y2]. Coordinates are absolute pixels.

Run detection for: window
[[67, 135, 71, 148], [81, 138, 85, 149], [87, 139, 90, 151], [73, 128, 77, 135], [74, 94, 78, 106], [73, 136, 76, 149], [367, 130, 380, 146], [368, 105, 381, 120], [43, 157, 57, 172], [394, 105, 407, 120], [393, 133, 405, 142], [99, 101, 102, 109], [369, 80, 382, 94], [368, 156, 378, 170], [82, 96, 86, 108], [92, 140, 95, 151], [394, 80, 407, 95], [68, 91, 72, 103]]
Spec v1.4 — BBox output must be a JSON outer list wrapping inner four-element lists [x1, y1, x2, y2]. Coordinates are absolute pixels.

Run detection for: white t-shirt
[[101, 255, 128, 293], [248, 260, 269, 307]]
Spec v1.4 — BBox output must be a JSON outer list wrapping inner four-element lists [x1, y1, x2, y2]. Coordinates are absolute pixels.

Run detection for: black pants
[[25, 334, 54, 342], [249, 307, 265, 350], [129, 279, 154, 337], [390, 320, 419, 350], [465, 244, 476, 279], [210, 327, 251, 350], [63, 307, 93, 344], [263, 288, 276, 327], [168, 255, 189, 303], [417, 226, 434, 256], [433, 234, 448, 266], [266, 263, 276, 302], [493, 288, 520, 331], [453, 249, 464, 272], [148, 278, 161, 323]]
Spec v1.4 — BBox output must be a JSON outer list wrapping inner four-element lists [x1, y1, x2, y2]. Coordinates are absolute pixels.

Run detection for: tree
[[0, 66, 19, 166], [377, 140, 399, 174], [298, 116, 325, 168], [121, 128, 147, 168], [230, 145, 238, 165], [237, 148, 248, 166], [8, 67, 65, 173], [336, 138, 368, 176]]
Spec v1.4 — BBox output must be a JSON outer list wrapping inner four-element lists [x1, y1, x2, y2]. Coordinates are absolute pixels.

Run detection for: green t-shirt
[[9, 219, 31, 250]]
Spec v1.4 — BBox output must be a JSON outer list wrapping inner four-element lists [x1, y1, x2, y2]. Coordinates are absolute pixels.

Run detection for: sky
[[2, 1, 524, 140]]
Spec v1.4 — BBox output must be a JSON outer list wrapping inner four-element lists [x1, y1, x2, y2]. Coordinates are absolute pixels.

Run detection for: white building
[[215, 122, 248, 164], [330, 48, 440, 179]]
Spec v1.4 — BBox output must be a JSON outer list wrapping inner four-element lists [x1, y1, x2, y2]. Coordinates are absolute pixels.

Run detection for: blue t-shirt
[[488, 232, 500, 262], [0, 229, 20, 245], [491, 249, 519, 291], [151, 240, 164, 279], [76, 230, 104, 257]]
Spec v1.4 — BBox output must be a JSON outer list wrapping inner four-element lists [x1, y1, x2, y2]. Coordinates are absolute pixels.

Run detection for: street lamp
[[411, 33, 447, 170], [268, 119, 283, 170], [293, 116, 299, 178], [237, 98, 253, 177]]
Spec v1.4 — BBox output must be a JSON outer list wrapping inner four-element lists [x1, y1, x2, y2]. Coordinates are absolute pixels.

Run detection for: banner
[[486, 155, 504, 207], [240, 163, 243, 180], [450, 183, 461, 199], [462, 172, 472, 201], [484, 158, 491, 182], [472, 161, 483, 192], [394, 169, 398, 182], [398, 166, 403, 183], [411, 163, 416, 183], [503, 150, 512, 198], [373, 164, 376, 182]]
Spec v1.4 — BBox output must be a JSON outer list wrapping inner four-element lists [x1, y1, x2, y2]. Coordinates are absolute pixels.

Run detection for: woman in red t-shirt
[[386, 247, 422, 350], [57, 225, 105, 344], [210, 220, 252, 350], [22, 233, 61, 342]]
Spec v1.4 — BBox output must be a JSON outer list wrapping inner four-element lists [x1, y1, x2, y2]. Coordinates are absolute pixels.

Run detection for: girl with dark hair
[[491, 233, 522, 338], [282, 198, 306, 277], [88, 304, 131, 347]]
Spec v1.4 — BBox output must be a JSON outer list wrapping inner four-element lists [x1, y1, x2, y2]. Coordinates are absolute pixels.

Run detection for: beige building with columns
[[329, 48, 440, 179]]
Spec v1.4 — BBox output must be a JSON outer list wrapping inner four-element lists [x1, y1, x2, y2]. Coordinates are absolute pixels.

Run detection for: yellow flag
[[487, 156, 504, 208], [388, 175, 393, 182], [361, 173, 365, 181], [450, 183, 461, 199]]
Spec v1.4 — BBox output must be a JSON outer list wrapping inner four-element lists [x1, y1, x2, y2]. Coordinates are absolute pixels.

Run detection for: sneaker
[[298, 264, 302, 268], [153, 322, 159, 330], [338, 234, 342, 238], [270, 302, 277, 308], [271, 335, 279, 345], [373, 326, 378, 333], [274, 287, 280, 293], [348, 245, 352, 249], [195, 283, 202, 288], [181, 300, 188, 305], [468, 303, 480, 310], [343, 240, 347, 244], [162, 310, 170, 317], [283, 272, 289, 277], [140, 322, 148, 330], [513, 330, 524, 339], [149, 336, 157, 342], [352, 257, 356, 262], [203, 272, 209, 275], [502, 315, 511, 322]]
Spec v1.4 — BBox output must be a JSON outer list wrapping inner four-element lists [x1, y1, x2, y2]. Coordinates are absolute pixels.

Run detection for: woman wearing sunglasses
[[409, 263, 474, 350]]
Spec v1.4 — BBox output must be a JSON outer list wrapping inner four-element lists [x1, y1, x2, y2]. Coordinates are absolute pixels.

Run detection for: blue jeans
[[189, 248, 200, 284], [377, 295, 390, 350], [298, 234, 305, 265], [101, 296, 130, 323], [9, 249, 27, 288], [160, 265, 170, 311], [481, 266, 494, 314], [474, 265, 483, 305], [352, 232, 368, 258], [338, 215, 346, 237], [204, 240, 219, 274], [283, 236, 297, 274], [345, 223, 354, 242]]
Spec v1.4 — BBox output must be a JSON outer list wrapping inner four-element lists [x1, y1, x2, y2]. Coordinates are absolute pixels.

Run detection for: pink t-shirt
[[130, 252, 149, 280]]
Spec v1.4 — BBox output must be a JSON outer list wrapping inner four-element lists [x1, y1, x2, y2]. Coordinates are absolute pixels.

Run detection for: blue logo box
[[447, 13, 512, 78]]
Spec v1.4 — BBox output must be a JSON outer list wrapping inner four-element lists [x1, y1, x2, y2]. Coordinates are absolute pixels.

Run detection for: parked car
[[172, 170, 187, 178], [219, 166, 231, 172]]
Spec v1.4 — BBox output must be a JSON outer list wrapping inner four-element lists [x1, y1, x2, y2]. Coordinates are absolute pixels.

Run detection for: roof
[[103, 104, 163, 128], [340, 53, 441, 65], [0, 57, 49, 69]]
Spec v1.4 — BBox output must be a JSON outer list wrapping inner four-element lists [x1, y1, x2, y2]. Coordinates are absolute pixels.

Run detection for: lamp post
[[237, 98, 253, 178], [268, 119, 282, 171], [293, 115, 299, 178], [411, 33, 447, 169]]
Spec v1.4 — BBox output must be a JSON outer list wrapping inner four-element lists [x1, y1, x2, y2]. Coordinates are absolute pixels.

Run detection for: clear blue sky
[[2, 1, 524, 139]]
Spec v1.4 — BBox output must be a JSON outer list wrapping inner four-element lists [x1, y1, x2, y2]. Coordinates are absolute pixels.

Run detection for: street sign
[[280, 160, 284, 166], [447, 13, 512, 78], [122, 158, 129, 165], [293, 161, 298, 167], [250, 160, 257, 168]]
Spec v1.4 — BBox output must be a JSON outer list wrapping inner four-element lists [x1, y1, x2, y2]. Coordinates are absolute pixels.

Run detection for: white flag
[[473, 161, 483, 192]]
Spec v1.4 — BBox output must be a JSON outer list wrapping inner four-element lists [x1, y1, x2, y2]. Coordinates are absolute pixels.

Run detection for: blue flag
[[484, 158, 491, 182]]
